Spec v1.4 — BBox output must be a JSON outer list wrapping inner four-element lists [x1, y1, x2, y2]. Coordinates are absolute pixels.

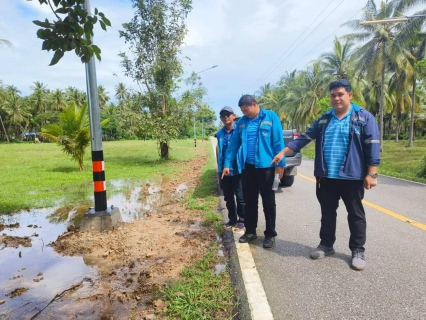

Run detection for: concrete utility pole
[[193, 111, 197, 148], [81, 0, 120, 231], [193, 65, 218, 147]]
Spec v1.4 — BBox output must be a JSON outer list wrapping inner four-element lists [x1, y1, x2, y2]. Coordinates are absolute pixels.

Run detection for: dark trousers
[[316, 178, 366, 252], [242, 164, 277, 237], [222, 174, 245, 223]]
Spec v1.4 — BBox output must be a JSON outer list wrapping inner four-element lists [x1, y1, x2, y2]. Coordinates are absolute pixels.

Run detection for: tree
[[39, 103, 109, 170], [33, 0, 111, 65], [119, 0, 192, 159], [115, 82, 129, 106], [2, 86, 31, 138], [30, 81, 49, 114], [344, 0, 408, 150], [97, 85, 110, 109], [0, 81, 10, 142], [65, 86, 86, 106], [320, 37, 355, 80], [50, 88, 67, 111]]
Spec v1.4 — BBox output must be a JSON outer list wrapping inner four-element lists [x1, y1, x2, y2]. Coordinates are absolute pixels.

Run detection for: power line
[[251, 0, 346, 93], [270, 7, 364, 85], [249, 0, 336, 93]]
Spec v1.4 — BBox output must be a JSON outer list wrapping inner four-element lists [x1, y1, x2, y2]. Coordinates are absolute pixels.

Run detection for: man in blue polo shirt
[[222, 95, 285, 249], [216, 106, 245, 232], [271, 79, 380, 270]]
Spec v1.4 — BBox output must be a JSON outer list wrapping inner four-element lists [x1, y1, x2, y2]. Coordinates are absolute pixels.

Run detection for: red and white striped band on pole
[[92, 150, 107, 211]]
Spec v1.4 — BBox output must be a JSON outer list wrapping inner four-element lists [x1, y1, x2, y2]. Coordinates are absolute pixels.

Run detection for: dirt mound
[[0, 223, 20, 231], [43, 148, 217, 319], [0, 234, 32, 249]]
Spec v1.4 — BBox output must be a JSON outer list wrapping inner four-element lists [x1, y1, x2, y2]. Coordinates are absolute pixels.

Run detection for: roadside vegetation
[[301, 139, 426, 183], [161, 144, 236, 319]]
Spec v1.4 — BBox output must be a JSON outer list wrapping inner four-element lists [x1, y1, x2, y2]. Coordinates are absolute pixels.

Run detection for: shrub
[[417, 154, 426, 178]]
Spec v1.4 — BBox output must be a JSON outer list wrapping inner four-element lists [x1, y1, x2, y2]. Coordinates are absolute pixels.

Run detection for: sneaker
[[351, 250, 366, 271], [223, 221, 237, 230], [310, 245, 335, 259], [233, 222, 245, 232], [239, 233, 258, 243], [263, 237, 275, 248]]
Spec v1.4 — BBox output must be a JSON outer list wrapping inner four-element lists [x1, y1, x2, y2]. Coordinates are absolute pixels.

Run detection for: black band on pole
[[92, 150, 104, 161], [94, 191, 107, 212]]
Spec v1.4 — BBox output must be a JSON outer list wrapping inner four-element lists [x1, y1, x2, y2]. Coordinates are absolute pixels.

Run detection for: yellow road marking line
[[297, 173, 426, 232]]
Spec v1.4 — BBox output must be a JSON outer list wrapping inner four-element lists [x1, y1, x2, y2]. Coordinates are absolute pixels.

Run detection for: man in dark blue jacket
[[216, 106, 245, 232], [223, 95, 285, 249], [272, 79, 380, 270]]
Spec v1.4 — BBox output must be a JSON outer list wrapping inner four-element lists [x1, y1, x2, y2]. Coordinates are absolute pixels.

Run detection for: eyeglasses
[[220, 113, 233, 118]]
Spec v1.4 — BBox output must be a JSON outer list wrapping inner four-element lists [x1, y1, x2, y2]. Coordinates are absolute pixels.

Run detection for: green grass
[[0, 140, 200, 214], [161, 245, 235, 320], [187, 144, 223, 229], [161, 146, 236, 319], [300, 139, 426, 183]]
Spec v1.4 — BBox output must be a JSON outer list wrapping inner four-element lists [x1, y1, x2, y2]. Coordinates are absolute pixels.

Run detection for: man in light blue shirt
[[216, 106, 245, 232], [222, 95, 285, 249], [272, 80, 380, 270]]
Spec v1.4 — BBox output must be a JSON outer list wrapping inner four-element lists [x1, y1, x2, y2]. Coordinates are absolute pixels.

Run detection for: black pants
[[222, 174, 245, 223], [316, 177, 366, 252], [242, 164, 277, 237]]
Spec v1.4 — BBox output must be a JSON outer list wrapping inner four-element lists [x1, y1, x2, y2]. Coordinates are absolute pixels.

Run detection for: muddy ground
[[3, 147, 222, 320]]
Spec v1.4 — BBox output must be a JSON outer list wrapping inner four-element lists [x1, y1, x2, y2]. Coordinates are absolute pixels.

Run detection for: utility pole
[[81, 0, 120, 231], [193, 110, 197, 148], [84, 0, 107, 212], [193, 65, 218, 147]]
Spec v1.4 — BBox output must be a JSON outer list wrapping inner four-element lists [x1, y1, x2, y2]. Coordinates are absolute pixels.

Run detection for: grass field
[[300, 139, 426, 183], [0, 140, 202, 214]]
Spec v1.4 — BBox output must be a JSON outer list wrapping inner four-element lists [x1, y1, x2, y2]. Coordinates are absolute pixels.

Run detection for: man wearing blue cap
[[216, 106, 245, 232]]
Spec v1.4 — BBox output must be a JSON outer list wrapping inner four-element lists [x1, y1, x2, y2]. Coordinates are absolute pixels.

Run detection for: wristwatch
[[366, 173, 378, 178]]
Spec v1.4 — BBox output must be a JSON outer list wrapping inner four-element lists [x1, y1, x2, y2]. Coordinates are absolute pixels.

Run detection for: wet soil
[[1, 147, 216, 319], [0, 234, 32, 249]]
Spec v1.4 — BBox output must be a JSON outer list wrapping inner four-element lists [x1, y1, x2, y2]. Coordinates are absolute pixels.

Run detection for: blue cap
[[220, 106, 234, 115]]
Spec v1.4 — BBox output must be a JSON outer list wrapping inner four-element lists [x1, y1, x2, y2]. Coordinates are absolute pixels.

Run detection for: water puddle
[[0, 177, 188, 318], [214, 263, 226, 276]]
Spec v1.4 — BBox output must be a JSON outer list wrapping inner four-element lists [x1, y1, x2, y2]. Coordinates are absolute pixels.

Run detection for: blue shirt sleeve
[[224, 123, 242, 168]]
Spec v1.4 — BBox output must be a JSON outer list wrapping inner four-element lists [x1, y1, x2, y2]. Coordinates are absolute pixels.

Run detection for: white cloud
[[1, 0, 365, 118]]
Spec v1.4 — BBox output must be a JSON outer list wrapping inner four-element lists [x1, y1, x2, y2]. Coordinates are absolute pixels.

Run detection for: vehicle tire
[[280, 176, 294, 187]]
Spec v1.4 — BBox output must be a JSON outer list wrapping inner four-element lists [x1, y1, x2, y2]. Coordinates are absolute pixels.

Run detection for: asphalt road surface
[[249, 159, 426, 320]]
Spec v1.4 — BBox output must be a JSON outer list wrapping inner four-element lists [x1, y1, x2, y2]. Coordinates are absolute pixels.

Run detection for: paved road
[[249, 159, 426, 319]]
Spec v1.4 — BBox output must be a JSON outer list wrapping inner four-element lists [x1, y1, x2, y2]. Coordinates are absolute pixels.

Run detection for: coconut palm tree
[[97, 85, 110, 109], [388, 68, 411, 141], [3, 86, 31, 138], [50, 89, 67, 111], [115, 82, 129, 105], [320, 37, 355, 80], [0, 82, 10, 142], [343, 0, 409, 150], [65, 86, 87, 106], [290, 62, 327, 128], [39, 103, 109, 171], [30, 81, 49, 114]]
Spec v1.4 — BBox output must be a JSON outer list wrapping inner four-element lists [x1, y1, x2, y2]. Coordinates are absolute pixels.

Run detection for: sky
[[0, 0, 369, 119]]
